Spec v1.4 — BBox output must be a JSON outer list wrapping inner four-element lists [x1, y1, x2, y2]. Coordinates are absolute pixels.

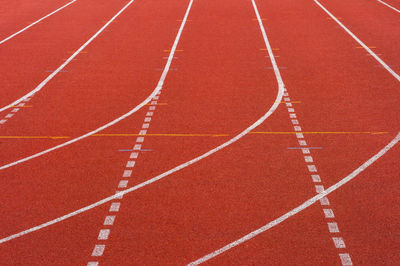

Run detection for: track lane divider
[[0, 0, 287, 244], [0, 0, 134, 114], [377, 0, 400, 13], [0, 0, 77, 45]]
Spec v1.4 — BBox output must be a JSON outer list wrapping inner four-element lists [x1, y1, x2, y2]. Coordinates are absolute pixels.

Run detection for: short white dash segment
[[87, 262, 99, 266], [285, 103, 293, 107], [144, 117, 151, 122], [136, 137, 144, 143], [291, 119, 299, 125], [323, 209, 335, 218], [133, 144, 142, 150], [0, 120, 6, 124], [104, 215, 116, 225], [294, 126, 302, 131], [149, 106, 156, 111], [150, 101, 157, 105], [296, 133, 304, 139], [315, 185, 324, 193], [109, 202, 120, 212], [332, 237, 346, 248], [284, 97, 291, 102], [153, 96, 159, 100], [142, 123, 150, 129], [123, 170, 132, 177], [311, 174, 321, 182], [288, 108, 295, 112], [5, 114, 14, 118], [91, 245, 105, 256], [118, 180, 128, 188], [139, 130, 147, 135], [298, 140, 307, 146], [146, 112, 154, 116], [307, 165, 317, 172], [11, 108, 19, 113], [302, 148, 310, 154], [320, 197, 330, 206], [328, 222, 339, 233], [289, 113, 297, 118], [98, 229, 110, 240], [339, 253, 353, 265], [304, 156, 313, 163], [126, 161, 136, 168], [130, 152, 139, 159]]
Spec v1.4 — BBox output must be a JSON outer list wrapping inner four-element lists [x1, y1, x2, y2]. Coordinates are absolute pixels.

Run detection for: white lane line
[[314, 0, 400, 83], [0, 0, 194, 170], [187, 132, 400, 265], [0, 0, 77, 45], [0, 0, 286, 243], [0, 0, 133, 114], [377, 0, 400, 13]]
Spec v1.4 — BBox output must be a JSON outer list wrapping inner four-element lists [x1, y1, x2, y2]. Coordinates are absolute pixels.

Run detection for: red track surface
[[0, 0, 399, 265]]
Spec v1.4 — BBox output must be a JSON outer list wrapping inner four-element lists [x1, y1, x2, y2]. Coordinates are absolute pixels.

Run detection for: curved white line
[[188, 0, 400, 263], [0, 0, 192, 170], [377, 0, 400, 13], [0, 0, 285, 244], [0, 0, 133, 114], [189, 132, 400, 265], [0, 0, 77, 45]]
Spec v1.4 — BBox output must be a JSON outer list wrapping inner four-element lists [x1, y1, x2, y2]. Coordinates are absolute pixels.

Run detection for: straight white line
[[0, 0, 285, 243], [314, 0, 400, 83], [0, 0, 132, 114], [188, 132, 400, 265], [0, 0, 193, 170], [377, 0, 400, 13], [0, 0, 77, 45]]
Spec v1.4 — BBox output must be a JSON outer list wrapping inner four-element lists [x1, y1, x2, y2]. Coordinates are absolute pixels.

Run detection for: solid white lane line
[[377, 0, 400, 13], [0, 0, 285, 243], [0, 0, 194, 170], [314, 0, 400, 82], [0, 0, 77, 45], [0, 0, 133, 113], [187, 132, 400, 265]]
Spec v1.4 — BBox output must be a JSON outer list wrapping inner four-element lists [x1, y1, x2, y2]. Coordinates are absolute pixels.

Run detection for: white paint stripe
[[146, 112, 154, 116], [339, 253, 353, 265], [315, 185, 324, 193], [320, 197, 330, 206], [136, 137, 144, 143], [97, 229, 110, 240], [0, 0, 134, 114], [87, 262, 98, 266], [91, 245, 105, 256], [311, 174, 321, 182], [0, 0, 77, 45], [130, 152, 139, 159], [314, 0, 400, 83], [133, 144, 142, 150], [332, 237, 346, 248], [122, 170, 132, 178], [323, 209, 335, 218], [118, 180, 128, 188], [304, 156, 313, 163], [298, 140, 307, 146], [0, 0, 286, 243], [301, 148, 310, 154], [139, 130, 147, 135], [126, 161, 135, 168], [296, 133, 304, 138], [377, 0, 400, 13], [0, 1, 194, 171], [328, 222, 339, 233], [187, 132, 400, 264], [103, 216, 115, 225], [289, 113, 297, 118], [109, 203, 120, 212]]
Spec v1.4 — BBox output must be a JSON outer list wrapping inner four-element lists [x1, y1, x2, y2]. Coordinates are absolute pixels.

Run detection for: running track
[[0, 0, 399, 265]]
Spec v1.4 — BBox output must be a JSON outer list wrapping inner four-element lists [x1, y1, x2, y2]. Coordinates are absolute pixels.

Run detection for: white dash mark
[[339, 253, 353, 265], [304, 156, 313, 163], [98, 229, 110, 240], [146, 112, 154, 116], [285, 103, 293, 107], [150, 101, 157, 105], [87, 262, 99, 266], [136, 137, 144, 143], [315, 185, 324, 193], [323, 209, 335, 218], [153, 96, 159, 100], [291, 120, 299, 125], [288, 108, 295, 112], [133, 144, 142, 150], [11, 108, 19, 113], [122, 170, 132, 177], [284, 97, 291, 102], [320, 197, 330, 206], [144, 117, 151, 122], [109, 203, 120, 212], [328, 222, 339, 233], [298, 140, 307, 146], [302, 148, 310, 154], [332, 237, 346, 248], [104, 215, 116, 225], [130, 152, 139, 159], [311, 174, 321, 182], [0, 120, 6, 124], [307, 165, 317, 172], [118, 180, 128, 188], [139, 130, 147, 135], [5, 114, 14, 118], [91, 245, 105, 256], [142, 123, 150, 129], [149, 106, 156, 111], [283, 92, 288, 96], [289, 113, 297, 118], [294, 126, 302, 131], [126, 161, 136, 168]]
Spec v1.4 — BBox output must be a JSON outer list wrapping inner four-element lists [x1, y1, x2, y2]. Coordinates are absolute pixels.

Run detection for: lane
[[0, 0, 128, 109], [316, 0, 400, 67], [191, 0, 400, 264], [377, 0, 400, 11], [0, 0, 72, 40]]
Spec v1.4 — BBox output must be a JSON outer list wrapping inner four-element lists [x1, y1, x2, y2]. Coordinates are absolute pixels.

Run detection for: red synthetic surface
[[0, 0, 399, 265]]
